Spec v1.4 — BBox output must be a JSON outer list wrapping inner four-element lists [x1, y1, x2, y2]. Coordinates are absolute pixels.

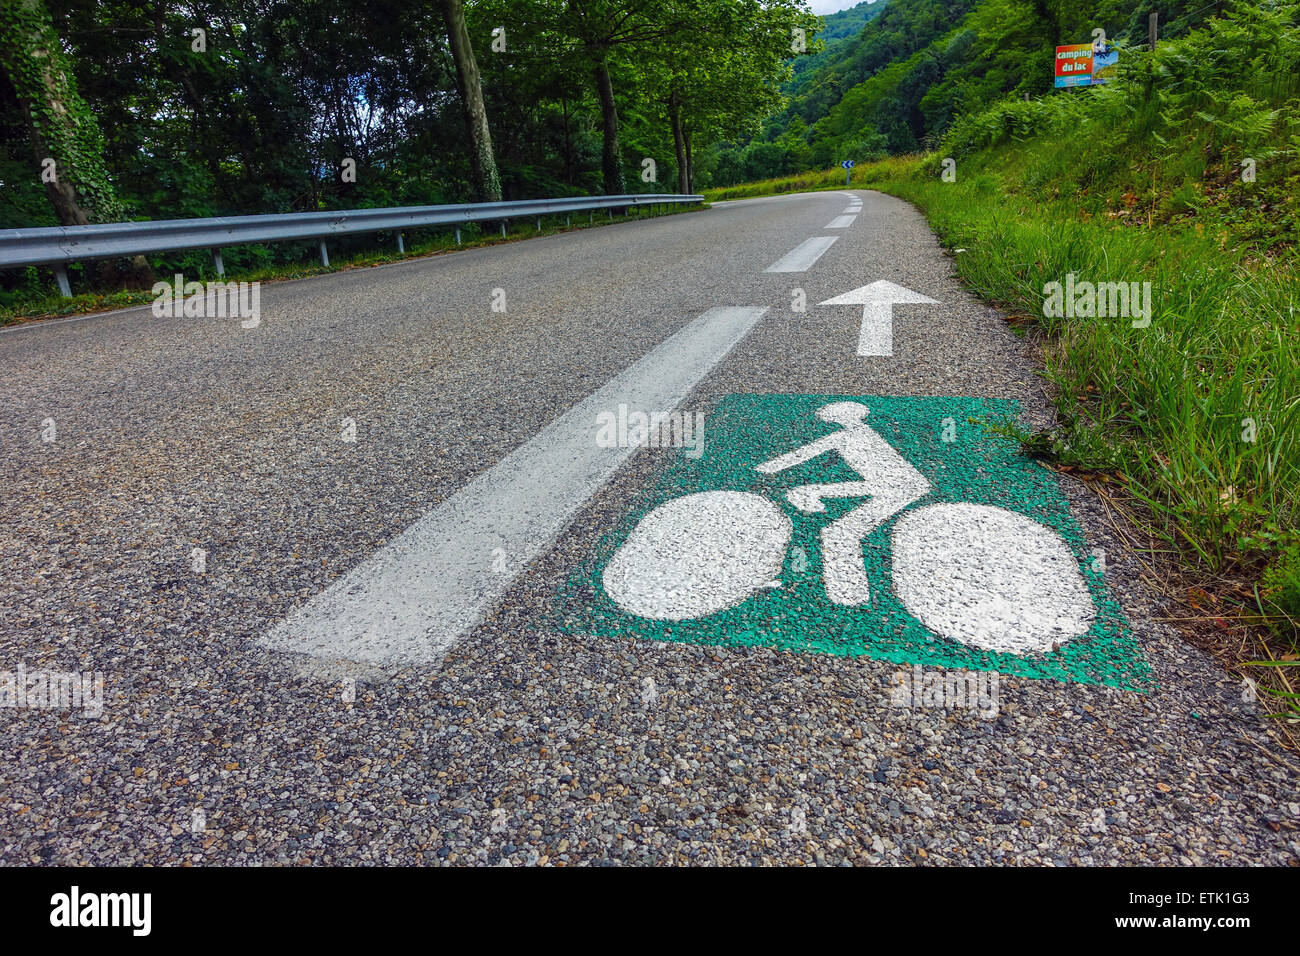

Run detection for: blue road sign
[[841, 160, 855, 169]]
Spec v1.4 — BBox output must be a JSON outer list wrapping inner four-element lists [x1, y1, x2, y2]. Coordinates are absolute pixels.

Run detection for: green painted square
[[553, 394, 1151, 690]]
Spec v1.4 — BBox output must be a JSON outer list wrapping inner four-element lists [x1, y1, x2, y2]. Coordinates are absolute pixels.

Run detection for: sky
[[807, 0, 868, 13]]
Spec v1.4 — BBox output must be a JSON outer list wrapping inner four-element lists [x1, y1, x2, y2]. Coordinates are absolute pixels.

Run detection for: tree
[[549, 0, 700, 195], [650, 0, 819, 192], [0, 0, 123, 226], [439, 0, 503, 202]]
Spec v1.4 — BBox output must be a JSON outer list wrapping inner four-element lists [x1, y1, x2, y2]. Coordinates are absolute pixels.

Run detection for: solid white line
[[763, 236, 838, 273], [825, 215, 858, 229], [260, 305, 769, 666]]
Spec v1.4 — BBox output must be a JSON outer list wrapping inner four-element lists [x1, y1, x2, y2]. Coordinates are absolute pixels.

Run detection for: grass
[[702, 156, 919, 202], [895, 152, 1300, 723], [0, 203, 701, 326]]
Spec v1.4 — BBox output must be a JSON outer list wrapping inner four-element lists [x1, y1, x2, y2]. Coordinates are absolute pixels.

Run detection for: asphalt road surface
[[1, 191, 1295, 865]]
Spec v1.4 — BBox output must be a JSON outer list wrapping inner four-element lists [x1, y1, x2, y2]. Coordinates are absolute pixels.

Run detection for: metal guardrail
[[0, 193, 704, 296]]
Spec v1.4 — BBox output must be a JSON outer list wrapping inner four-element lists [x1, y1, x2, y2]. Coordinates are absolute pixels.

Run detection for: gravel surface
[[0, 190, 1295, 865]]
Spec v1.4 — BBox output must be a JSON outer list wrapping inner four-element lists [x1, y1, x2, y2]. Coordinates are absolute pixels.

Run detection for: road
[[0, 190, 1294, 865]]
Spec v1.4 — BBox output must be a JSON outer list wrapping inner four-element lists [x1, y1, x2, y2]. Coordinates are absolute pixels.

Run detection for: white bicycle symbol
[[602, 401, 1096, 655]]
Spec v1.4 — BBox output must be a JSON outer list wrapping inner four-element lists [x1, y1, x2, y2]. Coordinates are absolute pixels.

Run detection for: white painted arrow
[[820, 280, 938, 357]]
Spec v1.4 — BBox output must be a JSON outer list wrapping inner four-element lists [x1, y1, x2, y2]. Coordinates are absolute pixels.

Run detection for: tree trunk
[[439, 0, 502, 202], [560, 97, 574, 185], [683, 127, 694, 194], [594, 57, 624, 195], [668, 89, 688, 194], [17, 98, 86, 225], [0, 0, 122, 226], [0, 0, 152, 289]]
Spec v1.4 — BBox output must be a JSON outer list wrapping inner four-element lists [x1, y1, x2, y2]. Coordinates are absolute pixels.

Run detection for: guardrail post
[[536, 217, 542, 231], [455, 227, 461, 245], [566, 214, 571, 227], [52, 263, 72, 298], [500, 221, 506, 238], [318, 240, 330, 267], [211, 248, 225, 277], [397, 233, 405, 254]]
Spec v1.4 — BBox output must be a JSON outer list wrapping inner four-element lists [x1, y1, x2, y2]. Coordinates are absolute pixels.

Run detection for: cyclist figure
[[756, 402, 930, 606]]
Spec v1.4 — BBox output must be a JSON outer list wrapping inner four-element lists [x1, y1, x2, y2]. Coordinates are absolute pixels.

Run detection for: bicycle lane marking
[[551, 393, 1151, 689], [259, 306, 768, 666]]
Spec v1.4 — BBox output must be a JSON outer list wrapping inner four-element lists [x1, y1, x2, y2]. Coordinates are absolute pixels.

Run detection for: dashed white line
[[763, 236, 839, 273], [260, 305, 769, 666], [825, 215, 857, 229]]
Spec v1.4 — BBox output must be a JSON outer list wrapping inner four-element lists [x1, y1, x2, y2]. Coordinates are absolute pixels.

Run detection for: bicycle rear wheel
[[603, 491, 791, 620]]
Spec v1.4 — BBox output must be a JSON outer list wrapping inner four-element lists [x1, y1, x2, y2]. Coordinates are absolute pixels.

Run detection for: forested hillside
[[709, 0, 1234, 184], [786, 0, 888, 89]]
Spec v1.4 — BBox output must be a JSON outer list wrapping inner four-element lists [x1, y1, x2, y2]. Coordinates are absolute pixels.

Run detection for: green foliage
[[938, 92, 1099, 156], [712, 0, 982, 181], [786, 0, 888, 89], [705, 0, 1250, 187], [0, 0, 124, 222], [0, 0, 814, 296], [1262, 540, 1300, 623]]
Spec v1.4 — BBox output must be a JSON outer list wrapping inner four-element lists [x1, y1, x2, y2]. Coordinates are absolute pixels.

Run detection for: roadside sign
[[841, 160, 855, 169], [1055, 40, 1118, 87], [553, 394, 1149, 688]]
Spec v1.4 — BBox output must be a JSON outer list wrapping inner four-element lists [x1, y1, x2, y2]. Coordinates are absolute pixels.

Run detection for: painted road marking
[[261, 305, 769, 666], [754, 401, 929, 607], [605, 491, 791, 620], [612, 401, 1093, 645], [821, 280, 939, 356], [892, 502, 1095, 654], [764, 236, 838, 273], [826, 215, 858, 229], [554, 394, 1148, 688], [842, 206, 861, 214]]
